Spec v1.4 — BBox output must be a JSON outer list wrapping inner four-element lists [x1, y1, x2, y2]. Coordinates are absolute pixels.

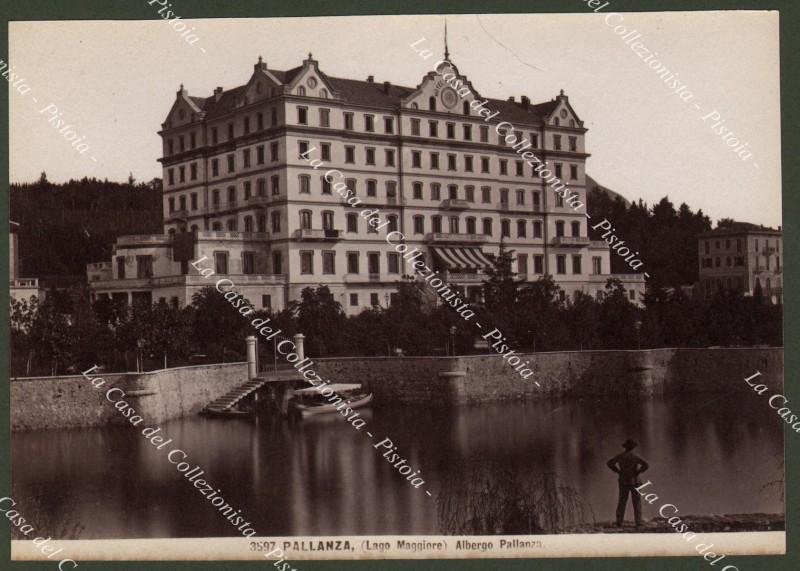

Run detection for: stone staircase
[[202, 377, 269, 415]]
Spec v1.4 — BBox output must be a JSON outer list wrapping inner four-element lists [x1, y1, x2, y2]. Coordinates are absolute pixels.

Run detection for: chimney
[[507, 96, 515, 102], [521, 95, 530, 108], [367, 75, 374, 83], [214, 87, 223, 101], [383, 81, 391, 93]]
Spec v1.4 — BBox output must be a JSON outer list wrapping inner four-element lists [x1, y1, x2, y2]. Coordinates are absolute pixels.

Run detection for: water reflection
[[12, 395, 783, 538]]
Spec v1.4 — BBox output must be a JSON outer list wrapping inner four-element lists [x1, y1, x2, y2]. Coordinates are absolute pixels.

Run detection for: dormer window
[[429, 96, 437, 111], [320, 88, 328, 98], [297, 86, 306, 96]]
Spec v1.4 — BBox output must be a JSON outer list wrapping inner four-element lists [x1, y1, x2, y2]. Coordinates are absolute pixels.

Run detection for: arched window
[[410, 102, 418, 109], [449, 216, 460, 234], [466, 217, 476, 234], [297, 86, 306, 96], [388, 215, 399, 232], [482, 218, 493, 236], [517, 220, 526, 237], [319, 88, 328, 98], [227, 218, 238, 231], [429, 96, 437, 111], [321, 210, 334, 230], [463, 101, 470, 115], [500, 188, 509, 205], [300, 210, 313, 230], [501, 219, 510, 238], [212, 189, 220, 205], [554, 117, 560, 126], [212, 221, 222, 231], [257, 214, 266, 233], [244, 216, 253, 232]]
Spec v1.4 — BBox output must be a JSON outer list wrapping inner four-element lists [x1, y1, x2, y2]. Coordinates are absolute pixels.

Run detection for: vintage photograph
[[6, 7, 785, 564]]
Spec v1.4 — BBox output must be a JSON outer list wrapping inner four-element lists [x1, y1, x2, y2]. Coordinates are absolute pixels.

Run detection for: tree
[[190, 286, 249, 361], [289, 286, 346, 357]]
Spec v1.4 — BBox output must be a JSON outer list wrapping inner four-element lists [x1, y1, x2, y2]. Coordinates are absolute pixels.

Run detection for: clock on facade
[[441, 87, 459, 109]]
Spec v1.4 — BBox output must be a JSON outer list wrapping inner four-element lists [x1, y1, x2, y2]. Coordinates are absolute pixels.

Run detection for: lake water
[[11, 393, 783, 538]]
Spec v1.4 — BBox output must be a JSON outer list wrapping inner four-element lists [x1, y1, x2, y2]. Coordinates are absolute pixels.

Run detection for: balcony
[[588, 240, 609, 249], [166, 209, 189, 221], [294, 228, 341, 241], [207, 201, 238, 214], [441, 199, 470, 210], [245, 194, 271, 207], [442, 271, 485, 283], [552, 236, 592, 247], [10, 278, 39, 288], [425, 232, 487, 244]]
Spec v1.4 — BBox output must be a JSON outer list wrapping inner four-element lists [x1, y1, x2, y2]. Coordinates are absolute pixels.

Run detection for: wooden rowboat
[[291, 384, 373, 417]]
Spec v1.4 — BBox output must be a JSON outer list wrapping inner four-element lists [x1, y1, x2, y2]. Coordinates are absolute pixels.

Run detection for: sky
[[8, 11, 781, 227]]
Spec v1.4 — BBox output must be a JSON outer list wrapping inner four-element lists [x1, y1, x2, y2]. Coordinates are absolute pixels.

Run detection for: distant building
[[88, 49, 645, 312], [9, 221, 40, 303], [697, 222, 782, 304]]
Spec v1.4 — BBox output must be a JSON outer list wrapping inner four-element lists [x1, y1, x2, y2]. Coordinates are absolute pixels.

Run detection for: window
[[556, 255, 566, 274], [556, 194, 564, 207], [431, 183, 441, 201], [572, 255, 582, 274], [298, 107, 308, 124], [429, 97, 437, 111], [211, 159, 219, 177], [463, 124, 472, 140], [349, 293, 359, 307], [271, 175, 280, 195], [135, 255, 153, 279], [412, 151, 422, 168], [211, 128, 218, 145], [465, 186, 475, 202], [347, 252, 360, 273], [466, 217, 476, 234], [411, 118, 420, 136], [321, 177, 332, 194], [370, 293, 380, 307], [225, 154, 234, 172], [345, 146, 355, 163], [385, 149, 395, 166], [413, 182, 423, 199], [244, 117, 251, 135], [321, 143, 331, 161], [273, 251, 283, 274], [242, 251, 255, 274], [365, 148, 376, 165], [447, 154, 457, 171], [384, 117, 394, 133], [271, 211, 281, 232], [501, 219, 510, 238], [344, 112, 354, 130], [226, 218, 238, 231], [257, 145, 265, 165], [483, 218, 493, 236], [480, 126, 489, 142], [319, 108, 330, 127], [271, 142, 279, 162], [556, 221, 565, 237], [533, 221, 543, 238], [366, 180, 377, 197], [243, 182, 252, 200], [463, 101, 471, 115], [629, 290, 636, 301], [322, 211, 334, 231], [262, 295, 272, 310], [529, 133, 539, 148], [570, 165, 578, 180], [227, 123, 234, 140], [387, 252, 400, 274], [432, 215, 442, 233], [168, 197, 175, 212], [347, 213, 358, 233], [271, 107, 278, 126], [463, 155, 474, 173], [446, 122, 456, 139], [116, 256, 126, 279], [365, 114, 375, 132], [500, 160, 508, 175], [592, 257, 602, 275], [555, 163, 563, 179], [227, 186, 237, 204], [257, 113, 264, 130], [300, 210, 313, 230], [534, 255, 544, 274], [518, 254, 528, 275], [481, 157, 490, 173], [448, 185, 458, 199], [211, 222, 222, 231], [179, 166, 185, 183], [569, 136, 577, 152], [554, 135, 562, 150], [190, 193, 198, 210], [449, 216, 460, 234], [430, 153, 440, 169], [257, 214, 266, 232], [413, 215, 425, 234], [386, 181, 397, 202], [190, 163, 198, 180], [500, 188, 509, 205], [298, 175, 310, 194], [298, 141, 309, 157], [212, 189, 220, 205], [297, 86, 306, 96], [572, 221, 580, 237], [387, 216, 398, 233], [323, 251, 336, 274], [301, 251, 314, 274], [517, 220, 527, 237], [482, 187, 491, 203], [368, 252, 380, 275], [515, 189, 525, 205], [214, 252, 229, 274], [429, 121, 438, 137]]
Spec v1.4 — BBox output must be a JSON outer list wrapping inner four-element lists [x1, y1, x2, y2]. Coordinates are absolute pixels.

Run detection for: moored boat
[[291, 383, 373, 417]]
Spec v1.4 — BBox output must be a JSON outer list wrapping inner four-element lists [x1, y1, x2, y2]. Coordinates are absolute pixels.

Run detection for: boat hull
[[297, 393, 373, 417]]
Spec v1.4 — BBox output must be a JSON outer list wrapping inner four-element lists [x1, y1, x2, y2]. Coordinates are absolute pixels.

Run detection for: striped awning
[[431, 247, 494, 270]]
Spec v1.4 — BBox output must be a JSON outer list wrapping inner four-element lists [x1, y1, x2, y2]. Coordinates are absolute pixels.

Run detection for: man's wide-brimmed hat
[[622, 439, 638, 450]]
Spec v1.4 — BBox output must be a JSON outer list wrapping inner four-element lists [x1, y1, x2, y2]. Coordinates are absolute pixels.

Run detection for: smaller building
[[697, 222, 782, 304], [9, 221, 41, 304]]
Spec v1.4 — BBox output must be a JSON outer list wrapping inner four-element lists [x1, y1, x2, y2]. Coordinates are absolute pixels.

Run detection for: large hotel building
[[87, 52, 645, 313]]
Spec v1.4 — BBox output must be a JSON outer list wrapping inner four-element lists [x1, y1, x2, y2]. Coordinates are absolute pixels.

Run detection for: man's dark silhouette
[[607, 439, 649, 527]]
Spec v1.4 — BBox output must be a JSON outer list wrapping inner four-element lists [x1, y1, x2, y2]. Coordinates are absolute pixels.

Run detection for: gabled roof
[[179, 59, 568, 125]]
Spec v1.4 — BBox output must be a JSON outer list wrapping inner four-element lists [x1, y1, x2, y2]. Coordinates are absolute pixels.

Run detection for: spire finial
[[444, 20, 450, 60], [258, 55, 263, 64]]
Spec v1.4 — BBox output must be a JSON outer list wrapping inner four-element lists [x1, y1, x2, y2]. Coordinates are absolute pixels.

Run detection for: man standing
[[607, 439, 649, 527]]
